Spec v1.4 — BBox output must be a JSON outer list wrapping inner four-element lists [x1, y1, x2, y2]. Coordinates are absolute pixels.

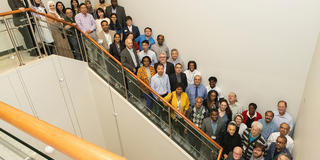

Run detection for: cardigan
[[163, 91, 190, 119]]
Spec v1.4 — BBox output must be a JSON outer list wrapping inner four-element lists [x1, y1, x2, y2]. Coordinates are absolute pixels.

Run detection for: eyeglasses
[[276, 140, 286, 144]]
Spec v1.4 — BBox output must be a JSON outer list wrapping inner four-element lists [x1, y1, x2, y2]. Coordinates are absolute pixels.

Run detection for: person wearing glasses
[[267, 123, 294, 153], [266, 136, 292, 160]]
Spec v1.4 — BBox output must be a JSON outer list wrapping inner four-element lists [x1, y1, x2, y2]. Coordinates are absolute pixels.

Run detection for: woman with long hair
[[218, 99, 233, 125], [203, 90, 219, 112], [109, 33, 124, 61], [109, 13, 123, 38], [55, 1, 66, 18], [95, 8, 110, 33], [70, 0, 80, 14]]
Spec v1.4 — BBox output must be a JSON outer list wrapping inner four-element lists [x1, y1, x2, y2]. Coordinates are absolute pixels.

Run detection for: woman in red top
[[241, 103, 262, 128]]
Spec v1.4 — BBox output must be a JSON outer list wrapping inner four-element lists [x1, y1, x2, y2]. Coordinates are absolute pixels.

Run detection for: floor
[[0, 50, 40, 74]]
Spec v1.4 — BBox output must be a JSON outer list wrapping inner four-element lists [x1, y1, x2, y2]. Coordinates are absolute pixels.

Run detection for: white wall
[[293, 34, 320, 159], [0, 56, 108, 159], [120, 0, 320, 121]]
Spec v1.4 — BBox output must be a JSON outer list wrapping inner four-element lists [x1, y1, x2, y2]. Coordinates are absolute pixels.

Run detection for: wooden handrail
[[0, 9, 223, 159], [0, 101, 126, 160]]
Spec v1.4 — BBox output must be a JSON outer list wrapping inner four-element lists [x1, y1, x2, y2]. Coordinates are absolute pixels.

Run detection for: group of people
[[8, 0, 295, 160]]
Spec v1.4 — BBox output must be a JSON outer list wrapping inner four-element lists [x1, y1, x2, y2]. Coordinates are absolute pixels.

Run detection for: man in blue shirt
[[259, 111, 278, 140], [150, 63, 170, 125], [136, 27, 155, 50], [186, 75, 207, 106]]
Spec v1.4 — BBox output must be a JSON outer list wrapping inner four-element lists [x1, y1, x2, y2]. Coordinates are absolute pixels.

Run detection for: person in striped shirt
[[241, 121, 267, 160]]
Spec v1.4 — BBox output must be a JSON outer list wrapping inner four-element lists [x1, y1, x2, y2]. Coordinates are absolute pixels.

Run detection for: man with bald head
[[267, 122, 294, 153], [186, 75, 207, 106], [277, 154, 291, 160], [226, 146, 244, 160], [228, 92, 244, 119], [120, 38, 139, 73]]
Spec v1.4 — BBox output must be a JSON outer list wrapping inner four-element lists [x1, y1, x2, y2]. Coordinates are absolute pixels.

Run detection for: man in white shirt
[[97, 20, 115, 50], [267, 122, 294, 153], [272, 100, 294, 134], [138, 40, 158, 66], [206, 76, 224, 99], [228, 92, 243, 119]]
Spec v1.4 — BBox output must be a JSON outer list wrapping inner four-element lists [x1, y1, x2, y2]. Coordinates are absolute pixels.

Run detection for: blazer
[[163, 91, 190, 119], [123, 25, 140, 40], [201, 117, 226, 142], [105, 5, 126, 27], [120, 48, 139, 72], [109, 42, 125, 61], [97, 30, 116, 50], [169, 72, 188, 92], [154, 62, 175, 75]]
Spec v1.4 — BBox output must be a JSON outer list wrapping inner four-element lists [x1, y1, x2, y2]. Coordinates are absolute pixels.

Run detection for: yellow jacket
[[164, 91, 190, 119]]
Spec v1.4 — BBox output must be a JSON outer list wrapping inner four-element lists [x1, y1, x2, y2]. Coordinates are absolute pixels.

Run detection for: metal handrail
[[0, 9, 223, 160]]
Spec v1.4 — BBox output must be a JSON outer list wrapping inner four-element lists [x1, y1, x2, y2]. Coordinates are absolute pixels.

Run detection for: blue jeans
[[144, 93, 153, 110]]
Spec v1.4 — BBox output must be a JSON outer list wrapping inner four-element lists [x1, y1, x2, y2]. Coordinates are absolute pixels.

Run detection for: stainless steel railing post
[[80, 33, 89, 62], [121, 68, 128, 100], [168, 108, 172, 138], [74, 28, 85, 61], [3, 17, 24, 66]]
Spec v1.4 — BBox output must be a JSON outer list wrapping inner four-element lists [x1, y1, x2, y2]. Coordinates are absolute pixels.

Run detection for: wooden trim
[[0, 101, 127, 160], [0, 8, 223, 159]]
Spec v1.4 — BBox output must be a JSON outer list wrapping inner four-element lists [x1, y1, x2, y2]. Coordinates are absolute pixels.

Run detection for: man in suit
[[201, 109, 226, 142], [169, 63, 188, 92], [7, 0, 37, 56], [121, 38, 139, 73], [154, 52, 175, 75], [97, 20, 116, 50], [123, 16, 140, 40], [201, 109, 226, 159], [105, 0, 126, 27]]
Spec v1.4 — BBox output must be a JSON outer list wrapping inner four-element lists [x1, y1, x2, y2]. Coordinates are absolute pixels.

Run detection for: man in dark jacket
[[266, 136, 292, 160], [7, 0, 36, 56], [105, 0, 126, 27], [123, 16, 140, 40], [169, 63, 188, 91], [154, 52, 175, 75]]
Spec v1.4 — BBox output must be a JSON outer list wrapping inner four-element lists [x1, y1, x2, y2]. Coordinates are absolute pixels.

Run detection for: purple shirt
[[75, 13, 96, 32]]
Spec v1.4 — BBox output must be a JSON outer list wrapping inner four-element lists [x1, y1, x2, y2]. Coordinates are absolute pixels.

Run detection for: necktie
[[195, 86, 198, 98]]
